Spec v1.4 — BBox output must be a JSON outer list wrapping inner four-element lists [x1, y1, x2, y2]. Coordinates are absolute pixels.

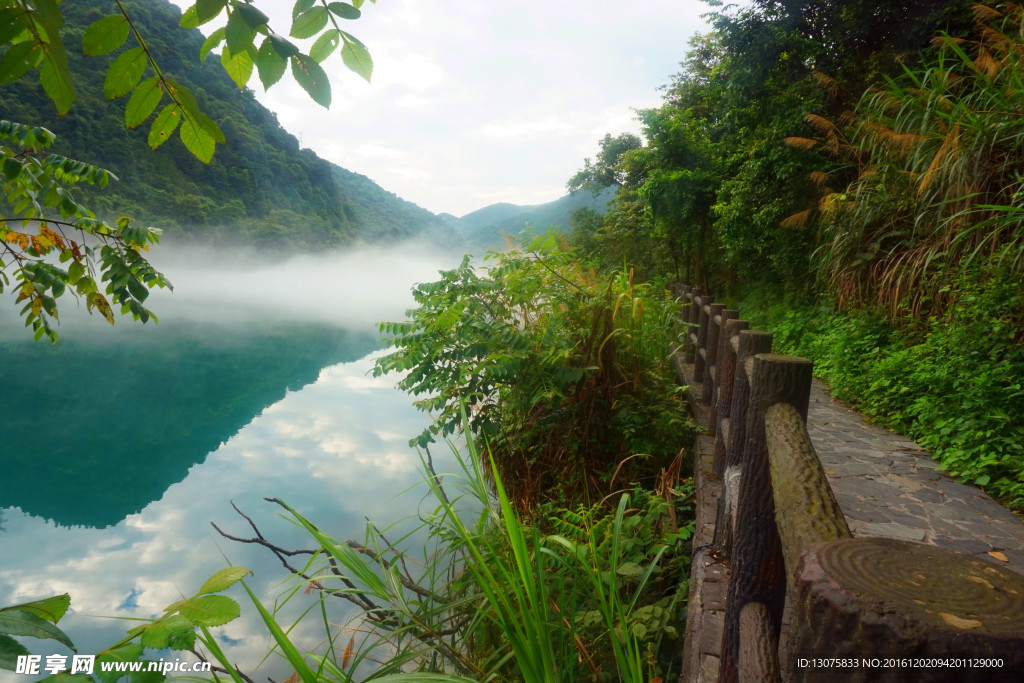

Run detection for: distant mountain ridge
[[0, 0, 452, 249], [450, 187, 618, 250]]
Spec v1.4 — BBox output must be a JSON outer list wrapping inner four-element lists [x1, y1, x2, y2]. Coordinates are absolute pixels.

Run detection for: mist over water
[[0, 239, 461, 339], [0, 240, 464, 681], [146, 240, 459, 328]]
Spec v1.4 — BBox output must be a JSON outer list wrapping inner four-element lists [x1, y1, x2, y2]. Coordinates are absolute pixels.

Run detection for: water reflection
[[0, 321, 380, 528], [0, 243, 461, 680], [0, 349, 441, 680]]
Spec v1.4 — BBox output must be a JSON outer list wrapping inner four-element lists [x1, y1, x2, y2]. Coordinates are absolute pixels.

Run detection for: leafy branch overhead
[[1, 0, 375, 163], [0, 120, 170, 343]]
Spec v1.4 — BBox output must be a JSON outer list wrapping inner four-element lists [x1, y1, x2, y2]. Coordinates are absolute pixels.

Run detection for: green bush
[[375, 232, 696, 510]]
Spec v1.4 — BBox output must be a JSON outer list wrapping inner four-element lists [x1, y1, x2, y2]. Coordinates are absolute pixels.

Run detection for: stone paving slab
[[807, 380, 1024, 575]]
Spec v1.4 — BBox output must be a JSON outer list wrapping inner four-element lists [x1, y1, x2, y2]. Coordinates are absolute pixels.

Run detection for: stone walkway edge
[[675, 354, 1024, 682]]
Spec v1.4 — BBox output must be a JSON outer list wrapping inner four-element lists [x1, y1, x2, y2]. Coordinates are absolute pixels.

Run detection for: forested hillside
[[0, 0, 446, 248], [567, 0, 1024, 510]]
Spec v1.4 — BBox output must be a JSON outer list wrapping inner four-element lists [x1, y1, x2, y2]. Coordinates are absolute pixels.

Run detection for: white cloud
[[355, 143, 406, 159], [478, 118, 575, 139], [169, 0, 708, 216]]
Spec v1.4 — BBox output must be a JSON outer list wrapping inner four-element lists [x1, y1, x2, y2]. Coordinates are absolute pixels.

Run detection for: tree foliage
[[1, 118, 168, 341], [2, 0, 375, 162], [1, 0, 377, 338], [374, 233, 693, 510]]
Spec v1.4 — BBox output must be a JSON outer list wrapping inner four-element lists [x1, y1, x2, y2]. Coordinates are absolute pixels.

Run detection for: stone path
[[807, 381, 1024, 571], [677, 359, 1024, 682]]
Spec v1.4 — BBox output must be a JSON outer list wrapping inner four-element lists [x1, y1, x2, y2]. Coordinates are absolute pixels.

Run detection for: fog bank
[[0, 240, 461, 340]]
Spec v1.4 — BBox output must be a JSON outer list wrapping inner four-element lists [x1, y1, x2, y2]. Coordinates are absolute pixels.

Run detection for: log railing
[[669, 282, 1024, 682]]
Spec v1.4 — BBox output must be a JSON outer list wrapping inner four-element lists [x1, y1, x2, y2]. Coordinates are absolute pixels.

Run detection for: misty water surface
[[0, 243, 459, 680]]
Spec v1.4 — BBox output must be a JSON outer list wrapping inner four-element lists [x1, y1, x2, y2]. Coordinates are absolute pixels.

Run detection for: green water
[[0, 310, 443, 678]]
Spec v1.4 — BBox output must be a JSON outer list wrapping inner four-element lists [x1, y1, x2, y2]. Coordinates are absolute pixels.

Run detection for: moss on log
[[766, 401, 851, 596]]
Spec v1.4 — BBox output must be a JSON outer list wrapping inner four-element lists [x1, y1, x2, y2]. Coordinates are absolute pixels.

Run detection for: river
[[0, 243, 459, 680]]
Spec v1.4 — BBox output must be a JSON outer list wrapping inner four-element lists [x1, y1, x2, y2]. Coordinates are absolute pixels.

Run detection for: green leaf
[[68, 261, 84, 286], [178, 5, 200, 29], [176, 595, 240, 627], [32, 0, 62, 29], [224, 8, 253, 55], [221, 45, 254, 89], [0, 8, 30, 46], [341, 37, 372, 82], [0, 41, 43, 85], [104, 47, 147, 99], [197, 566, 252, 595], [292, 0, 316, 20], [195, 0, 227, 25], [328, 2, 361, 20], [256, 38, 287, 89], [163, 79, 201, 120], [290, 53, 331, 108], [124, 77, 162, 129], [179, 115, 216, 163], [147, 104, 181, 149], [310, 29, 341, 62], [38, 50, 75, 114], [199, 27, 225, 66], [268, 34, 299, 58], [198, 113, 225, 144], [82, 15, 129, 56], [3, 157, 22, 182], [0, 610, 75, 651], [138, 614, 195, 650], [0, 594, 70, 624], [290, 6, 329, 39], [126, 276, 148, 302], [236, 4, 270, 30], [0, 633, 30, 671]]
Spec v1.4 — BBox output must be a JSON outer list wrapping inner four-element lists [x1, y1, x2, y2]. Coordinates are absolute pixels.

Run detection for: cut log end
[[792, 537, 1024, 669]]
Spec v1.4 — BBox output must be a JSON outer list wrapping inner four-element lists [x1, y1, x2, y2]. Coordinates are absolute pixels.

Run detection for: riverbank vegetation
[[566, 0, 1023, 511]]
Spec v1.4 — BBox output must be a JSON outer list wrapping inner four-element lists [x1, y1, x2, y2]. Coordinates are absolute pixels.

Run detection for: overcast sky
[[172, 1, 710, 217]]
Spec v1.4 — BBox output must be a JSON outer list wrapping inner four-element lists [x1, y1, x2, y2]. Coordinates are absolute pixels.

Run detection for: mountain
[[330, 165, 455, 246], [452, 187, 618, 250], [0, 0, 450, 249]]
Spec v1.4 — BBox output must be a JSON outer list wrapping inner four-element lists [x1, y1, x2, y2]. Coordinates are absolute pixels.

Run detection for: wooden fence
[[669, 282, 1024, 682]]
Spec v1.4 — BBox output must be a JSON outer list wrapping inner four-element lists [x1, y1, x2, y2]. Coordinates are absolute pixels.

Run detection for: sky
[[170, 0, 711, 217]]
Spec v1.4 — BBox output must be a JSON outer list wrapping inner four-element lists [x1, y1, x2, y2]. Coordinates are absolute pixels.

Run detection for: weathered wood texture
[[790, 537, 1024, 682], [766, 401, 851, 597], [687, 287, 703, 363], [720, 354, 813, 683], [703, 304, 726, 409], [707, 308, 738, 426], [715, 330, 773, 479], [694, 296, 710, 382], [712, 319, 749, 477], [739, 602, 781, 683]]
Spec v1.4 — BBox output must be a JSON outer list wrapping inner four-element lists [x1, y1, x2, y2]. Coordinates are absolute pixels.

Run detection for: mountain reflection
[[0, 320, 379, 528]]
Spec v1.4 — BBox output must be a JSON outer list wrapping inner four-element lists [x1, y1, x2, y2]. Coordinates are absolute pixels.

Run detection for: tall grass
[[229, 424, 694, 682], [787, 2, 1024, 319]]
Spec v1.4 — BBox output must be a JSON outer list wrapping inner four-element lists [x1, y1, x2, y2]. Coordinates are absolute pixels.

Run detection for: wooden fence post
[[713, 330, 773, 557], [708, 308, 738, 428], [702, 303, 726, 409], [719, 353, 813, 683], [712, 318, 748, 476], [693, 294, 710, 382]]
